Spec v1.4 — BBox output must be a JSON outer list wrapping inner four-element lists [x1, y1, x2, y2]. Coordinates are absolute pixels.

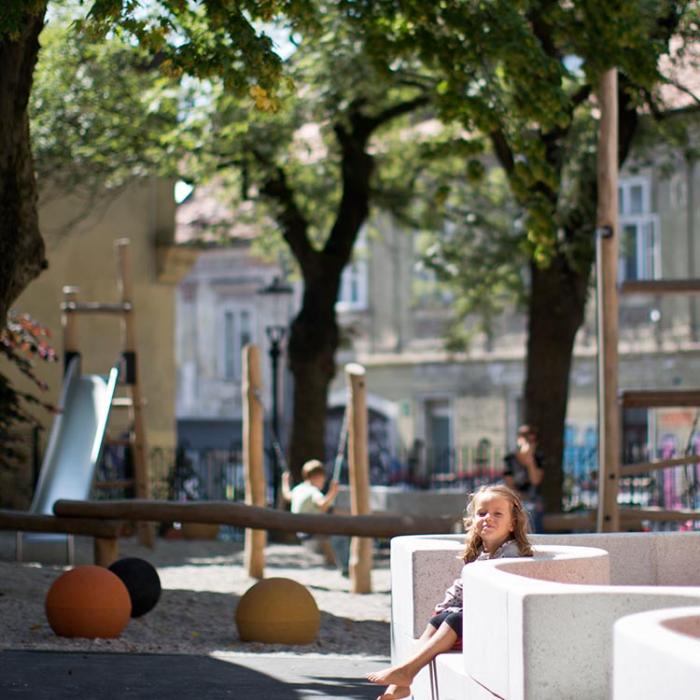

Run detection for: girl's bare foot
[[376, 684, 410, 700], [366, 666, 414, 687]]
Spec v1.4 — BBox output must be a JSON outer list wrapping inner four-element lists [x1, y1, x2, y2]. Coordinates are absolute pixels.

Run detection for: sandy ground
[[0, 532, 391, 659]]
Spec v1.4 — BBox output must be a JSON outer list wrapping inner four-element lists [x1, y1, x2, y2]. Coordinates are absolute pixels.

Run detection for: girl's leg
[[376, 623, 438, 699], [367, 622, 458, 689], [418, 622, 438, 641]]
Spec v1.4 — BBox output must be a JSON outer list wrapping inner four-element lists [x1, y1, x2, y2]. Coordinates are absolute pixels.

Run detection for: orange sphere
[[235, 577, 320, 645], [45, 565, 132, 638]]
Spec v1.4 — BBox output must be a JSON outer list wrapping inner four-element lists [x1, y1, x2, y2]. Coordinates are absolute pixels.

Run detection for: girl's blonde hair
[[460, 484, 533, 563]]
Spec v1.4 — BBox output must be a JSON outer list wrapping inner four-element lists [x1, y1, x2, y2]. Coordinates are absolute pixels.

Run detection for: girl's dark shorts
[[429, 610, 462, 639]]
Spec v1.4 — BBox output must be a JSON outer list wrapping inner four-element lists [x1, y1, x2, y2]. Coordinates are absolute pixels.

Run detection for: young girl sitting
[[367, 484, 533, 700]]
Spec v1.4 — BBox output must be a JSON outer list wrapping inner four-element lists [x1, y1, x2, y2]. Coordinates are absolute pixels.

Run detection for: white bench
[[613, 605, 700, 700], [390, 532, 700, 700]]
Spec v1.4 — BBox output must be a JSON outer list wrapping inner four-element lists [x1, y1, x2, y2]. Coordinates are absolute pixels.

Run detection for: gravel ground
[[0, 532, 392, 659]]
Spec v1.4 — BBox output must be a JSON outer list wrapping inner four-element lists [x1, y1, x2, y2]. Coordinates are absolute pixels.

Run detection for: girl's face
[[474, 494, 515, 552]]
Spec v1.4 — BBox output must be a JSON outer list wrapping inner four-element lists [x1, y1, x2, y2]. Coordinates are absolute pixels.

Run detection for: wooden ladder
[[596, 72, 700, 530], [61, 238, 153, 547], [603, 277, 700, 529]]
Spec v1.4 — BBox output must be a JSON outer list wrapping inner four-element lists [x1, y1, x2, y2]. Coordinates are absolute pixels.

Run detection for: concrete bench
[[613, 605, 700, 700], [390, 531, 700, 700], [0, 509, 131, 566]]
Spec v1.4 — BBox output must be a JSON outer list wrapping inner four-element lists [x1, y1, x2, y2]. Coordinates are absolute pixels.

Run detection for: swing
[[254, 389, 349, 489]]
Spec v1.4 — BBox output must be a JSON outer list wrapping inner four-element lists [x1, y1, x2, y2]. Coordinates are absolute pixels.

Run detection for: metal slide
[[19, 356, 120, 563]]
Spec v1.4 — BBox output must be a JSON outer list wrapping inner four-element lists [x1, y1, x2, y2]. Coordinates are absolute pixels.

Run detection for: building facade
[[175, 122, 700, 498]]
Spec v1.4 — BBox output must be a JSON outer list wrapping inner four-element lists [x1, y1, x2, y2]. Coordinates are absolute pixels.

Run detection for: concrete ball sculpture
[[235, 577, 320, 645], [45, 565, 131, 638], [108, 557, 162, 618]]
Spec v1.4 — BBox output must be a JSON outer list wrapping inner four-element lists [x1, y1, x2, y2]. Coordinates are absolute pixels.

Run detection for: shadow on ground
[[0, 650, 385, 699]]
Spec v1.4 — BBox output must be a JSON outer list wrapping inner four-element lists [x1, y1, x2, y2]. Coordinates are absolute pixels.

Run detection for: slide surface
[[30, 357, 120, 515]]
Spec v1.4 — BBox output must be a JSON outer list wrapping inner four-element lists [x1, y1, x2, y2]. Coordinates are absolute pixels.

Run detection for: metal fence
[[95, 439, 700, 532]]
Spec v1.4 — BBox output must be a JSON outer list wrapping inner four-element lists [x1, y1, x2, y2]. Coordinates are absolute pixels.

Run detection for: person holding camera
[[502, 424, 545, 533]]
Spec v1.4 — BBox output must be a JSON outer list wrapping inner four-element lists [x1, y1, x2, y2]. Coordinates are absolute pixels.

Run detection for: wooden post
[[62, 286, 80, 365], [243, 344, 266, 578], [115, 238, 154, 547], [94, 537, 119, 567], [595, 68, 621, 532], [345, 362, 372, 593]]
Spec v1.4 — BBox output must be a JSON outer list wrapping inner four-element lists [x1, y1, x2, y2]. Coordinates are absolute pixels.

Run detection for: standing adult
[[503, 424, 545, 533]]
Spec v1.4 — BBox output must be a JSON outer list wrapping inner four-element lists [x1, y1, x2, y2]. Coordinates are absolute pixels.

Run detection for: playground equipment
[[241, 347, 375, 592], [17, 238, 150, 562], [235, 577, 320, 645], [53, 498, 458, 537], [596, 69, 700, 530], [61, 238, 152, 546], [108, 557, 161, 618], [45, 565, 132, 638], [17, 355, 119, 563]]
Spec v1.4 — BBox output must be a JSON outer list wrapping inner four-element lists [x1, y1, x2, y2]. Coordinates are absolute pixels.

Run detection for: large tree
[[343, 0, 699, 511], [24, 2, 431, 490], [190, 9, 429, 483], [0, 2, 48, 326]]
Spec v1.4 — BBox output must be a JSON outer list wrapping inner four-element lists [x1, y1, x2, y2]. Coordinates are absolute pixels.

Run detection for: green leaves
[[30, 17, 184, 191], [0, 1, 47, 40]]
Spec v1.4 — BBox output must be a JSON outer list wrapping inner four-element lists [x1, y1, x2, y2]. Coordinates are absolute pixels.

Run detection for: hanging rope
[[253, 389, 289, 473], [332, 403, 349, 482], [253, 389, 350, 484]]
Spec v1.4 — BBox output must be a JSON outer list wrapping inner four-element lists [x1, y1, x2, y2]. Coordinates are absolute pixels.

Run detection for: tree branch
[[489, 128, 515, 174], [363, 95, 430, 135], [252, 148, 316, 271]]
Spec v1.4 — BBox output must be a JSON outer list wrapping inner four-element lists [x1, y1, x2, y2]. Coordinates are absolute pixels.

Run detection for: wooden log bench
[[53, 499, 461, 538], [0, 509, 132, 567]]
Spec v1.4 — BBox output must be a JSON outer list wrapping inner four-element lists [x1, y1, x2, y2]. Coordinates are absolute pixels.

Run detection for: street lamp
[[258, 275, 294, 506]]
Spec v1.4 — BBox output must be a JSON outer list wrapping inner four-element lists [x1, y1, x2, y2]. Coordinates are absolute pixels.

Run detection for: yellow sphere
[[235, 577, 320, 645]]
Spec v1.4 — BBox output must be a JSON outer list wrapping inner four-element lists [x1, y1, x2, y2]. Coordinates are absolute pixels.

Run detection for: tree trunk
[[524, 251, 592, 513], [0, 8, 48, 322], [522, 78, 639, 514], [286, 271, 342, 481]]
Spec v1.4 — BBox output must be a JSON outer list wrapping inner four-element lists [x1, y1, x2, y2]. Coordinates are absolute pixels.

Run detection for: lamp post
[[258, 275, 293, 506]]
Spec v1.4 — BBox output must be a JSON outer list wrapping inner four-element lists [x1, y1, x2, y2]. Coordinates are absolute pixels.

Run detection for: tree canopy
[[339, 0, 700, 509]]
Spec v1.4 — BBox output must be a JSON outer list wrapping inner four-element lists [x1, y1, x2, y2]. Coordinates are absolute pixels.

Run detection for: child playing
[[367, 484, 532, 700], [282, 459, 339, 515], [281, 459, 350, 574]]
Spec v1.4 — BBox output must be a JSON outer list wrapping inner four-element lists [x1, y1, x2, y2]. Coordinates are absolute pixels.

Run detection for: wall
[[5, 178, 179, 454]]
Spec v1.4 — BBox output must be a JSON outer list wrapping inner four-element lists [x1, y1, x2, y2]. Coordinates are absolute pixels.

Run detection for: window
[[221, 307, 254, 381], [618, 177, 660, 282], [336, 231, 368, 312]]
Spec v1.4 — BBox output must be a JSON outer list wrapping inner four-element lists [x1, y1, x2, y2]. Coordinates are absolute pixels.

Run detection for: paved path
[[1, 650, 389, 699]]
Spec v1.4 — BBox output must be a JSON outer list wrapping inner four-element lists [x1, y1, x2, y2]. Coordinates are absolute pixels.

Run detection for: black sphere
[[108, 557, 161, 618]]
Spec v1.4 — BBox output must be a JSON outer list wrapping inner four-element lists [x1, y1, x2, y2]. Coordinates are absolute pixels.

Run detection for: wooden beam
[[619, 507, 700, 523], [94, 537, 119, 567], [620, 279, 700, 295], [543, 511, 596, 532], [346, 362, 372, 593], [54, 499, 460, 538], [595, 67, 621, 533], [0, 510, 128, 537], [619, 454, 700, 477], [620, 390, 700, 408], [243, 344, 266, 579], [61, 301, 133, 315], [115, 238, 153, 548]]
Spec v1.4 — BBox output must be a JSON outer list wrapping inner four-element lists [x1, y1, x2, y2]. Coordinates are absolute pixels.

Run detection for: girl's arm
[[434, 576, 463, 612]]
